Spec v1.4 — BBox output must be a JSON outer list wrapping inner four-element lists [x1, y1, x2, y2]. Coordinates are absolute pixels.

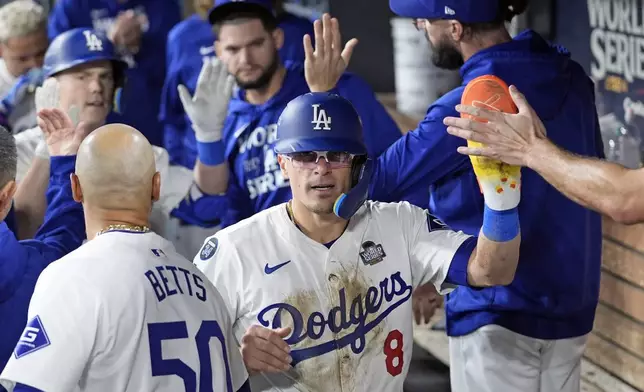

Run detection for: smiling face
[[279, 152, 353, 215], [0, 28, 48, 77], [55, 60, 115, 128]]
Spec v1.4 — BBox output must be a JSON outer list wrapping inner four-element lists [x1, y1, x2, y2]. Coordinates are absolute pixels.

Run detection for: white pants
[[448, 325, 588, 392]]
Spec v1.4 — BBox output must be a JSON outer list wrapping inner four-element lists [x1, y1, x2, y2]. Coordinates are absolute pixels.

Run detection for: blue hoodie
[[160, 13, 315, 168], [48, 0, 182, 147], [0, 157, 85, 371], [171, 61, 420, 228], [370, 30, 603, 340]]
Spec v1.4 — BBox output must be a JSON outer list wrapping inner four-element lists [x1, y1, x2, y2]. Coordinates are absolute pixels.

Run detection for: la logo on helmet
[[83, 30, 103, 52], [311, 104, 332, 130]]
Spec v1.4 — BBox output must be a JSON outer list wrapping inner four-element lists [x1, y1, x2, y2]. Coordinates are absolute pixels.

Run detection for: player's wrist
[[526, 137, 557, 171], [197, 139, 225, 166], [481, 204, 520, 242]]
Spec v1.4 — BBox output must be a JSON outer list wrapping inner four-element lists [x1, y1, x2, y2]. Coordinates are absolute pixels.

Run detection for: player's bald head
[[73, 123, 159, 211]]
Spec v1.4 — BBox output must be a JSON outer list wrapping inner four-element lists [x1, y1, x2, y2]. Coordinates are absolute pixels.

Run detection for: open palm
[[304, 13, 358, 92], [37, 108, 88, 156]]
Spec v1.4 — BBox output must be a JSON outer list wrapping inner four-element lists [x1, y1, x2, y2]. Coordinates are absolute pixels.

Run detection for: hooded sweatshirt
[[160, 13, 315, 169], [171, 61, 417, 228], [370, 30, 604, 340]]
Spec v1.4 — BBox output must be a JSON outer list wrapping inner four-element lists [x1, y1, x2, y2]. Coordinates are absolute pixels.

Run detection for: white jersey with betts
[[13, 127, 218, 259], [0, 231, 248, 392], [194, 201, 476, 392]]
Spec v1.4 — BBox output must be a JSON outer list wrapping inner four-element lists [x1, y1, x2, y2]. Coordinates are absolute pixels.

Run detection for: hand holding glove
[[461, 75, 521, 242]]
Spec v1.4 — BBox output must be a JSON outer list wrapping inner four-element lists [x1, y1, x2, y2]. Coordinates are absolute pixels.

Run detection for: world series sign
[[558, 0, 644, 167]]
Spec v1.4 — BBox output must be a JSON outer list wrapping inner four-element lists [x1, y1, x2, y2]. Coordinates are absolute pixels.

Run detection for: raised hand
[[37, 108, 88, 157], [108, 9, 144, 55], [178, 58, 235, 143], [304, 13, 358, 92]]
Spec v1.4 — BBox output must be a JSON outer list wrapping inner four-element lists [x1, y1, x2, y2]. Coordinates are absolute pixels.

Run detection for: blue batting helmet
[[274, 92, 374, 220], [43, 28, 128, 112]]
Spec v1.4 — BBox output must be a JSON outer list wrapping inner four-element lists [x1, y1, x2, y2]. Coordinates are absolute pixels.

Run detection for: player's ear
[[0, 180, 15, 222], [277, 154, 289, 179], [71, 173, 83, 203], [450, 20, 465, 42], [272, 27, 284, 50], [151, 172, 161, 203]]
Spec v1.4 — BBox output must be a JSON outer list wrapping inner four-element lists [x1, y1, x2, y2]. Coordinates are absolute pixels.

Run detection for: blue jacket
[[48, 0, 182, 147], [370, 30, 603, 340], [159, 13, 314, 168], [0, 156, 85, 371], [171, 61, 417, 228]]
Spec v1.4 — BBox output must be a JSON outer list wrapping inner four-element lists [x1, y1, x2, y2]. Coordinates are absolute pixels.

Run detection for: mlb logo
[[199, 238, 219, 261], [359, 241, 386, 266]]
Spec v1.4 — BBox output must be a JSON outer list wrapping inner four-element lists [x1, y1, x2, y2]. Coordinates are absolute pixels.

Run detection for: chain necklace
[[96, 224, 151, 237]]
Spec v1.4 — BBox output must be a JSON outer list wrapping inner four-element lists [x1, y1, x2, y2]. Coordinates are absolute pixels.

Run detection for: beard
[[428, 34, 464, 70], [235, 50, 280, 90]]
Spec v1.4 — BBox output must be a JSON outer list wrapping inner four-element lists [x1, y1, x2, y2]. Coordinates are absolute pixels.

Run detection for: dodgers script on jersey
[[195, 201, 476, 392], [0, 232, 247, 392]]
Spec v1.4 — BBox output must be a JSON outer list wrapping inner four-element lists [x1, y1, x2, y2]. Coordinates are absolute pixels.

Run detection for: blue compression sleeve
[[482, 205, 519, 242]]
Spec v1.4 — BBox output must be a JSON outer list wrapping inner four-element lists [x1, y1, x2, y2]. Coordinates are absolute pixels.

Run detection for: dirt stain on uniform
[[274, 264, 386, 392]]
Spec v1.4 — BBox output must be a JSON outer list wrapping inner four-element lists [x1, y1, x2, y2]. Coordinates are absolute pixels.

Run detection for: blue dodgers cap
[[208, 0, 275, 25], [389, 0, 500, 23]]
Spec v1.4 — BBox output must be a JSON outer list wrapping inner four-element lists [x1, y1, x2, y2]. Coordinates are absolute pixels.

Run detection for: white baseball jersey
[[13, 127, 220, 258], [0, 231, 248, 392], [194, 201, 476, 392]]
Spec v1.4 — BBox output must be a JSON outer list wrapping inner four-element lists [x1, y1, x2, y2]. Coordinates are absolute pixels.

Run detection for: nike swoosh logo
[[264, 260, 291, 274]]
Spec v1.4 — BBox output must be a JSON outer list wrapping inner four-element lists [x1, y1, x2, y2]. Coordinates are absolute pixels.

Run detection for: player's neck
[[245, 65, 287, 105], [289, 200, 347, 244], [461, 29, 512, 62], [84, 207, 151, 241]]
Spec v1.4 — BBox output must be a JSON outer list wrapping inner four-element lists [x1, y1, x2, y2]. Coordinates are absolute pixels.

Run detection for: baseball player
[[194, 92, 522, 392], [358, 0, 601, 390], [445, 86, 644, 224], [161, 0, 314, 168], [12, 28, 216, 258], [0, 123, 250, 392], [0, 107, 86, 372], [175, 3, 428, 231], [48, 0, 182, 147], [0, 0, 48, 134]]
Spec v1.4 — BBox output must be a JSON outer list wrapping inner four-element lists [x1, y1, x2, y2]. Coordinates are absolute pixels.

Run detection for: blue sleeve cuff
[[197, 140, 225, 166], [236, 379, 251, 392], [49, 155, 76, 184], [14, 383, 44, 392], [445, 236, 478, 286]]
